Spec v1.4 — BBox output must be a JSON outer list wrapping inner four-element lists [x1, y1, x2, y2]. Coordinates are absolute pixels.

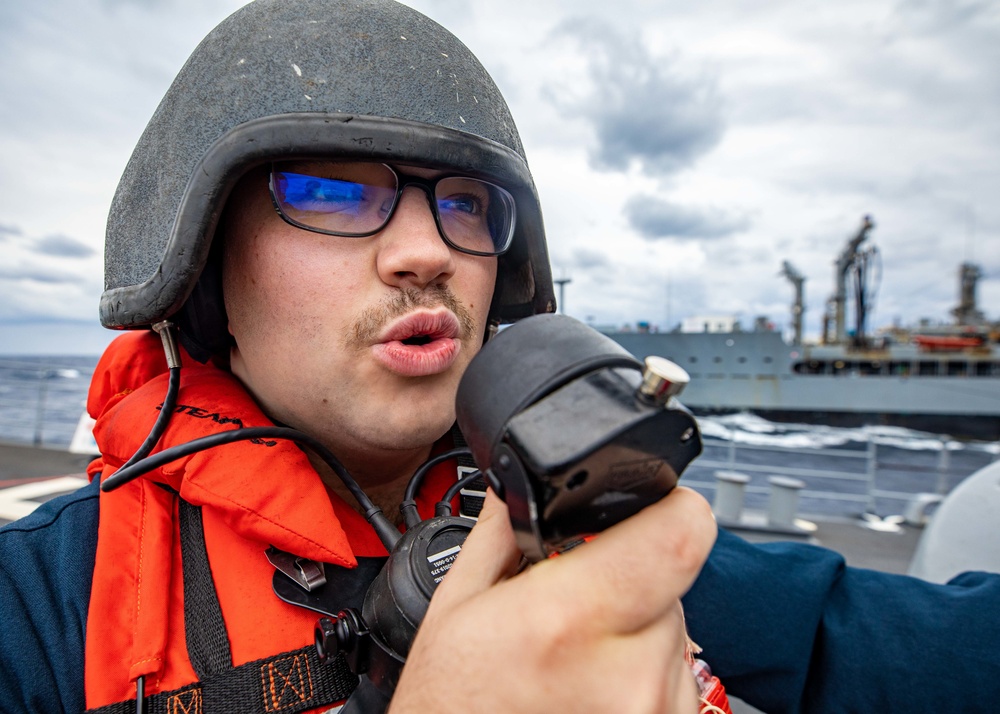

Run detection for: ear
[[175, 239, 232, 364]]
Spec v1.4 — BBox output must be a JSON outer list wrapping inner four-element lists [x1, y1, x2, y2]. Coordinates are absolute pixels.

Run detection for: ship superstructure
[[606, 218, 1000, 440]]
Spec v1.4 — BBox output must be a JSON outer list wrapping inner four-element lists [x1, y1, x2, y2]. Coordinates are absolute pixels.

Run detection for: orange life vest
[[84, 331, 457, 712]]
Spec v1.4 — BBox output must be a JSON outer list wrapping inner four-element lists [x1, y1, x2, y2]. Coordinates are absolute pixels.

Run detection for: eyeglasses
[[268, 161, 516, 257]]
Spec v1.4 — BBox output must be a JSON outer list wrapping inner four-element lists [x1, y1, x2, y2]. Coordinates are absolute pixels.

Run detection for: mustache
[[350, 286, 477, 345]]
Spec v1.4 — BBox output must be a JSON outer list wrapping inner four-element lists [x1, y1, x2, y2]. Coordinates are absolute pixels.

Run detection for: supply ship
[[606, 217, 1000, 441]]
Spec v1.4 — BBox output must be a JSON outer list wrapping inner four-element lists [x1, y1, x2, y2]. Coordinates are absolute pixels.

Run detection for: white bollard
[[767, 475, 805, 529], [713, 470, 751, 523]]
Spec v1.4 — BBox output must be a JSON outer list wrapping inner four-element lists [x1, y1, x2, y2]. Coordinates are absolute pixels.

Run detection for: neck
[[307, 444, 434, 526]]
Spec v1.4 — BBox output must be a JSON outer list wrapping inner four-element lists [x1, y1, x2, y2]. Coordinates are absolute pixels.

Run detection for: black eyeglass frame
[[267, 162, 517, 258]]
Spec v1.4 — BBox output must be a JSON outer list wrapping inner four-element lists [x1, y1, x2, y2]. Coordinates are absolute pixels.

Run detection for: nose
[[375, 186, 456, 290]]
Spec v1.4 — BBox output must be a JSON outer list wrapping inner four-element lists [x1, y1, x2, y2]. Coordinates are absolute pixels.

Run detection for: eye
[[438, 194, 483, 216]]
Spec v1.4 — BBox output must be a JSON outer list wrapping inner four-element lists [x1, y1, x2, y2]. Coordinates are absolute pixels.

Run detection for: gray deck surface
[[0, 440, 96, 481]]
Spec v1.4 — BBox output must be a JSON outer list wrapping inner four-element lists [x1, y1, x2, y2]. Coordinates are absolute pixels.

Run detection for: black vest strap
[[178, 500, 233, 679], [86, 644, 358, 714]]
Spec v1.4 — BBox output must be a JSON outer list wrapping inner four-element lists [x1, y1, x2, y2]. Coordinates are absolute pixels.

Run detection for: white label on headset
[[427, 544, 463, 583]]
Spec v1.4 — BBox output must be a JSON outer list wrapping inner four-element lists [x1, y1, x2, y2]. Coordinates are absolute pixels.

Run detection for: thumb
[[427, 490, 523, 611]]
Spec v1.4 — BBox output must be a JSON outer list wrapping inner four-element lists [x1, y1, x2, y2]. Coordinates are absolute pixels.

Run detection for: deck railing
[[1, 357, 995, 519], [682, 433, 996, 520]]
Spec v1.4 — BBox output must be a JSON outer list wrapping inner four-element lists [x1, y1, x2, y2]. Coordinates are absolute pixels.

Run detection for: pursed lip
[[376, 308, 461, 344], [370, 308, 463, 377]]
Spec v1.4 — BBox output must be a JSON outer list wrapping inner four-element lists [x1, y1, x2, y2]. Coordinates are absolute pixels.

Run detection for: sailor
[[3, 1, 1000, 712], [0, 0, 716, 712]]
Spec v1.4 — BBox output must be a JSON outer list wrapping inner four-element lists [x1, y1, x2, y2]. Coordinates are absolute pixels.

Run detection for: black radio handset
[[456, 314, 702, 560], [317, 314, 703, 712], [312, 448, 489, 712]]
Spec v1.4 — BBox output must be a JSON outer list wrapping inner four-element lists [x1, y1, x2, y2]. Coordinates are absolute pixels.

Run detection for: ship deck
[[0, 440, 95, 481]]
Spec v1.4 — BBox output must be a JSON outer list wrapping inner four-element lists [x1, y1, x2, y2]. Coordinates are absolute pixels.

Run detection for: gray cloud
[[893, 0, 994, 32], [0, 224, 22, 238], [570, 248, 613, 270], [625, 195, 750, 240], [101, 0, 174, 11], [33, 234, 97, 258], [0, 1, 213, 145], [0, 265, 86, 285], [544, 18, 725, 177]]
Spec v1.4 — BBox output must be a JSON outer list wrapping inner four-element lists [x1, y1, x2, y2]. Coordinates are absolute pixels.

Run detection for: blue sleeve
[[0, 478, 99, 714], [682, 528, 1000, 713]]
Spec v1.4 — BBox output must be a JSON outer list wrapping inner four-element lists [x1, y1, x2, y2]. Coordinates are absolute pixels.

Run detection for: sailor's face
[[221, 163, 497, 471]]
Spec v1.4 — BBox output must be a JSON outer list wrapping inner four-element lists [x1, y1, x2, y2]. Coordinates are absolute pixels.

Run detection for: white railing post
[[936, 436, 951, 495], [32, 370, 50, 447], [865, 437, 877, 514]]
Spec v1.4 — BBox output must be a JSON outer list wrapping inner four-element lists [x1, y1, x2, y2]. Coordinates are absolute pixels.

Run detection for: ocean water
[[1, 355, 996, 518], [0, 356, 97, 449]]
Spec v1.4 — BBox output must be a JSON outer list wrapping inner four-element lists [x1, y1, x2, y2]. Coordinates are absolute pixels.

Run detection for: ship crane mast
[[951, 262, 985, 327], [824, 215, 875, 345], [780, 261, 806, 345]]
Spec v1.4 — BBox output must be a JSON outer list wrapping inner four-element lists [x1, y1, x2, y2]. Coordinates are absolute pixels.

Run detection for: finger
[[429, 490, 523, 610], [659, 603, 702, 713], [537, 486, 716, 633], [613, 602, 701, 712]]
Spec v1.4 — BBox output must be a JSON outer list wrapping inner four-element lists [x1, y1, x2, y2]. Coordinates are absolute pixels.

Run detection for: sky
[[0, 0, 998, 355]]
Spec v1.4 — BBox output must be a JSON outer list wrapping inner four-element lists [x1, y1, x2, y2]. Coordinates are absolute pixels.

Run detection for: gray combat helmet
[[101, 0, 555, 360]]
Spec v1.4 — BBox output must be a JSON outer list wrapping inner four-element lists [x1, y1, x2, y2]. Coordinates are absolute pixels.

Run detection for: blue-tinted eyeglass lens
[[435, 177, 515, 255], [273, 168, 395, 235]]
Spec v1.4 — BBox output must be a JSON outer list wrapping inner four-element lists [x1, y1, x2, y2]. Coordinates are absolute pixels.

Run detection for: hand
[[389, 486, 717, 713]]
